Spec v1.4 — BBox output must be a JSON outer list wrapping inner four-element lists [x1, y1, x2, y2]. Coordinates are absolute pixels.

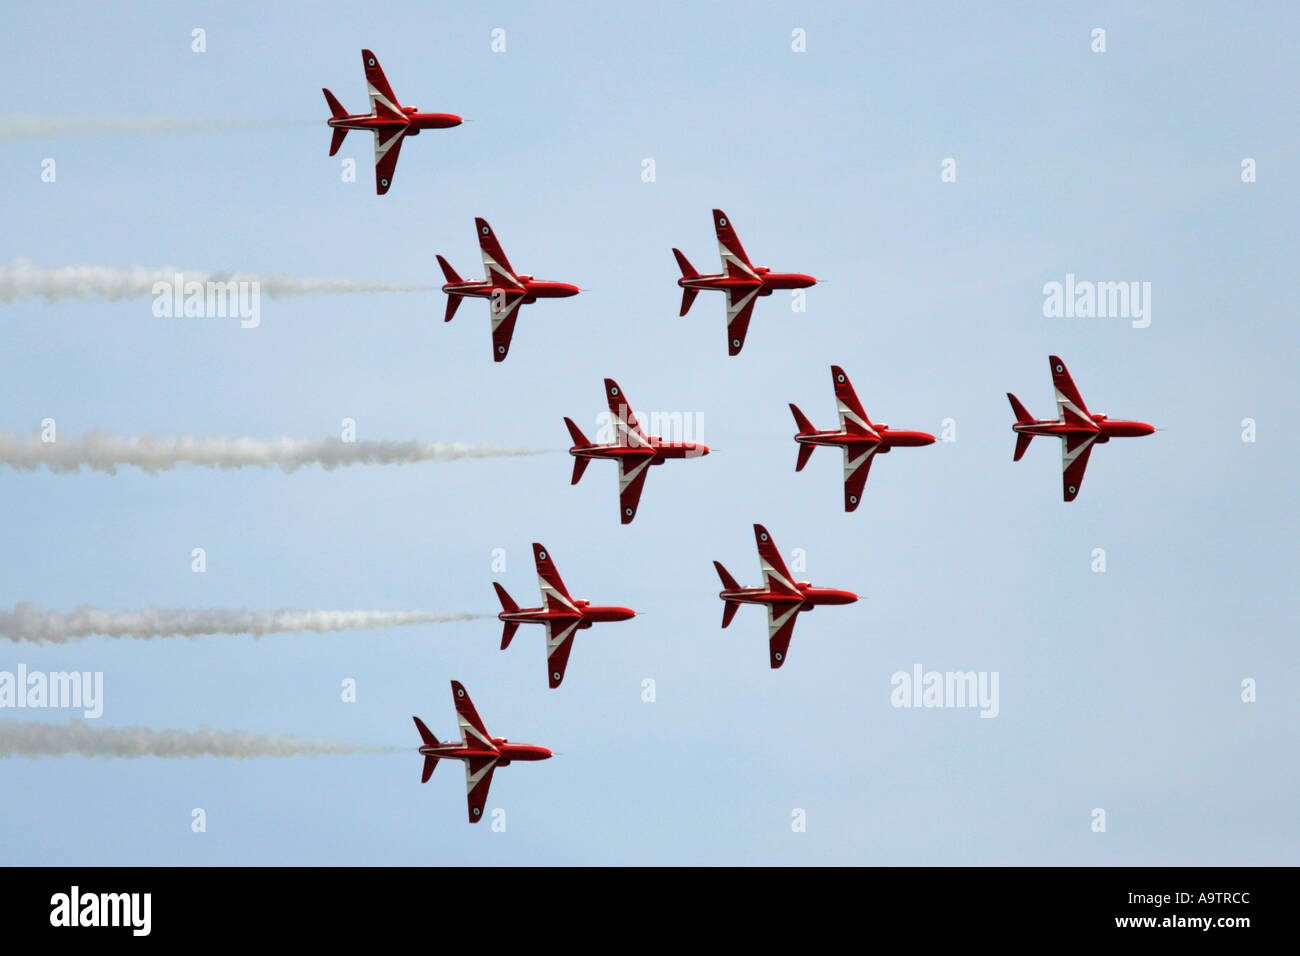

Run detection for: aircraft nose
[[1141, 423, 1156, 435], [919, 432, 937, 445], [560, 283, 581, 297]]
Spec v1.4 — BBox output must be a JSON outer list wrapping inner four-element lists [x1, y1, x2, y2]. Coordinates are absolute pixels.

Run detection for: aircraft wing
[[532, 543, 577, 613], [767, 602, 801, 668], [489, 292, 526, 361], [451, 681, 495, 750], [831, 366, 878, 437], [843, 444, 880, 511], [545, 618, 581, 688], [464, 755, 498, 823], [725, 287, 760, 356], [753, 524, 801, 598], [712, 209, 756, 276], [373, 127, 405, 195], [1050, 355, 1094, 426], [1062, 432, 1098, 502], [617, 455, 653, 524], [604, 379, 651, 447], [475, 218, 521, 286], [362, 49, 404, 116]]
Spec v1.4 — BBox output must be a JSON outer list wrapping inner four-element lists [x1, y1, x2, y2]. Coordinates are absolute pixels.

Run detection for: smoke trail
[[0, 258, 430, 303], [0, 433, 549, 475], [0, 115, 308, 141], [0, 721, 398, 759], [0, 603, 484, 644]]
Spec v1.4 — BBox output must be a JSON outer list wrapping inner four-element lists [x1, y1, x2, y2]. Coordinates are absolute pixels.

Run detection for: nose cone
[[558, 283, 581, 298], [794, 274, 817, 288], [612, 606, 637, 622], [919, 432, 937, 445], [831, 589, 859, 605], [1139, 422, 1156, 436]]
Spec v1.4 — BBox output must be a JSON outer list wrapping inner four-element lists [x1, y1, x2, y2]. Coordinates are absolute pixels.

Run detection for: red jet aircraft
[[564, 378, 710, 524], [413, 680, 552, 823], [714, 524, 858, 669], [673, 209, 817, 356], [437, 218, 580, 362], [322, 49, 463, 195], [1007, 355, 1156, 501], [790, 365, 936, 511], [493, 543, 636, 688]]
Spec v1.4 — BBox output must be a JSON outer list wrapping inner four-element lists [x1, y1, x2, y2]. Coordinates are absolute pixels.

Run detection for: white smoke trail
[[0, 115, 307, 141], [0, 603, 484, 644], [0, 721, 398, 758], [0, 258, 430, 303], [0, 433, 549, 475]]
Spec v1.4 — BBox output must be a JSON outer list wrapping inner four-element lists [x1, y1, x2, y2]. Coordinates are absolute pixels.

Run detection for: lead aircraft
[[413, 681, 553, 823], [1007, 355, 1155, 501], [322, 49, 462, 195]]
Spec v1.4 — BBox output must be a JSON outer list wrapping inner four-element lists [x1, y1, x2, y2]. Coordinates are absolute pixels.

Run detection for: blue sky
[[0, 1, 1296, 864]]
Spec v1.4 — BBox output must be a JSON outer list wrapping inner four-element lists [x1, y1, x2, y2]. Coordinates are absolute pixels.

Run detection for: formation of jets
[[318, 51, 1159, 823]]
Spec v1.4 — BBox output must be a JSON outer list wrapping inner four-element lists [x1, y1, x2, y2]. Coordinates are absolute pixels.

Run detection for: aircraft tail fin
[[413, 716, 440, 782], [328, 128, 348, 156], [443, 295, 462, 323], [795, 443, 815, 472], [436, 254, 463, 284], [323, 88, 348, 120], [1014, 434, 1033, 462], [721, 599, 740, 628], [564, 416, 592, 449], [789, 403, 816, 435], [673, 249, 700, 316], [1007, 392, 1034, 424], [570, 456, 590, 485], [493, 582, 521, 649]]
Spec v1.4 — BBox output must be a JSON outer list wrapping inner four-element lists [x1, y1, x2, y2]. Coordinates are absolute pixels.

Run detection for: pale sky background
[[0, 1, 1296, 864]]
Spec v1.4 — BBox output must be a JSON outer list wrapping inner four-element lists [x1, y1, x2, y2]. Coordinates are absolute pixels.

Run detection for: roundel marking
[[456, 687, 465, 698], [774, 652, 783, 661], [759, 532, 768, 542], [537, 550, 547, 561], [1054, 363, 1064, 373], [610, 386, 619, 397], [481, 225, 490, 235], [367, 57, 376, 67], [836, 373, 845, 383], [718, 217, 727, 227], [551, 670, 561, 682], [731, 338, 741, 348], [472, 806, 481, 816], [624, 506, 634, 517], [380, 178, 389, 187], [496, 344, 506, 354], [849, 495, 858, 505], [1068, 484, 1077, 494]]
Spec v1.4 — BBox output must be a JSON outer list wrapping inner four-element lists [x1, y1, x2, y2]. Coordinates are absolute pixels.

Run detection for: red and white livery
[[322, 49, 463, 195], [438, 218, 580, 362], [493, 543, 636, 688], [673, 209, 817, 356], [1007, 355, 1156, 502], [564, 378, 710, 524], [413, 680, 553, 823], [790, 365, 936, 511], [714, 524, 858, 669]]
